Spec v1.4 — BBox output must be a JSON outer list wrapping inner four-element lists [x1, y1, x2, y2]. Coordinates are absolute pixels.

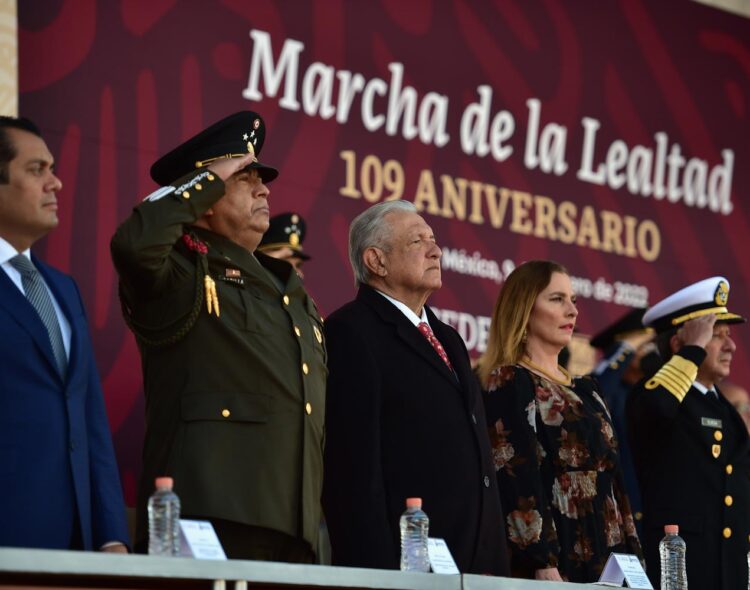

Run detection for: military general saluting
[[627, 277, 749, 589], [111, 112, 326, 561]]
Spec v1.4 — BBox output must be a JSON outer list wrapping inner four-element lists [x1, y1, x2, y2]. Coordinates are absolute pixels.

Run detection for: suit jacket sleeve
[[110, 169, 225, 297], [482, 366, 560, 573], [322, 313, 396, 568], [76, 281, 130, 548]]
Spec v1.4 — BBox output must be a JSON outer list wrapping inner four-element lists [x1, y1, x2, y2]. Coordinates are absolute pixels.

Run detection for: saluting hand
[[207, 152, 257, 181], [678, 314, 717, 349]]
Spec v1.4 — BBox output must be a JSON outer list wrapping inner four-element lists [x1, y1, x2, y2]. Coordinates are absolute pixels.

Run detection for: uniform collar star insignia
[[242, 133, 249, 140]]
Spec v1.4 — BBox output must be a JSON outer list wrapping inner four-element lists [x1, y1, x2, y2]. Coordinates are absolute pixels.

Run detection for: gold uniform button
[[715, 430, 723, 441], [314, 325, 322, 344], [302, 362, 309, 375], [725, 495, 733, 506], [182, 191, 190, 199], [635, 511, 643, 521], [726, 464, 733, 475], [207, 174, 215, 181], [195, 183, 202, 191], [305, 402, 312, 415], [283, 295, 290, 305], [723, 527, 732, 539], [221, 409, 231, 418], [294, 326, 301, 337]]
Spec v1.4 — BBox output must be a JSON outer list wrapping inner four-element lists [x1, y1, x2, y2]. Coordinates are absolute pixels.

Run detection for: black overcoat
[[322, 285, 509, 575]]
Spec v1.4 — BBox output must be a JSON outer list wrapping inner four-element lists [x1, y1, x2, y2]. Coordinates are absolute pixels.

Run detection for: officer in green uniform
[[111, 111, 326, 561]]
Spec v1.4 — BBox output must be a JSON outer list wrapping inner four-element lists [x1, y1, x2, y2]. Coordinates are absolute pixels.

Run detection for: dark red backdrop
[[19, 0, 750, 504]]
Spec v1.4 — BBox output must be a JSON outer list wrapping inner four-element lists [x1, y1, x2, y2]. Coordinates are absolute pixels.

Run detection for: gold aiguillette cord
[[205, 274, 220, 317]]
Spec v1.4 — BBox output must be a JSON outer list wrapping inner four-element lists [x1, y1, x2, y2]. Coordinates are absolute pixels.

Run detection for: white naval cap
[[643, 276, 745, 334]]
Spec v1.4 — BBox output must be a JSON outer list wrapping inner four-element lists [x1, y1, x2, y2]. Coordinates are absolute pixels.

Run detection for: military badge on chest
[[701, 418, 724, 459], [220, 267, 245, 287]]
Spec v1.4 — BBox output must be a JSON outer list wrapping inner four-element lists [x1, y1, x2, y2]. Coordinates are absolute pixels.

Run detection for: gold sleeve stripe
[[650, 371, 688, 395], [658, 365, 694, 389], [644, 355, 699, 402]]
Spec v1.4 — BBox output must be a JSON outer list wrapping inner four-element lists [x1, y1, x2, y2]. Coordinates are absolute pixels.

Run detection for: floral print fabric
[[483, 366, 642, 582]]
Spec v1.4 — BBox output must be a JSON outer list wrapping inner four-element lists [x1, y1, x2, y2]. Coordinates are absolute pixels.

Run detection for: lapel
[[358, 285, 462, 392], [0, 258, 63, 380], [428, 307, 476, 403], [258, 250, 301, 293]]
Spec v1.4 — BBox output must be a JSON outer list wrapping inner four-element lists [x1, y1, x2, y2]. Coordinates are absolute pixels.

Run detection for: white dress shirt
[[375, 290, 430, 328]]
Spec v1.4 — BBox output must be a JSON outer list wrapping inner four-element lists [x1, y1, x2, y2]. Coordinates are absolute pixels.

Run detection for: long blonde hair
[[478, 260, 568, 387]]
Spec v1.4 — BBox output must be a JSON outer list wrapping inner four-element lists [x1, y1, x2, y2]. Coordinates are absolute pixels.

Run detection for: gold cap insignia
[[290, 233, 300, 247], [715, 281, 729, 306]]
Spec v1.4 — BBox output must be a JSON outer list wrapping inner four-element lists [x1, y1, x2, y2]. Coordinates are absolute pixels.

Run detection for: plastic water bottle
[[659, 524, 687, 589], [399, 497, 430, 572], [148, 476, 181, 556]]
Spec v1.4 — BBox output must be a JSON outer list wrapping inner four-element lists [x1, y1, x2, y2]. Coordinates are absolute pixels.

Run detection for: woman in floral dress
[[477, 260, 642, 583]]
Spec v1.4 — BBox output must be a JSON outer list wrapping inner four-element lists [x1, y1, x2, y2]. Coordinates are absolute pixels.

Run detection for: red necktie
[[417, 322, 453, 370]]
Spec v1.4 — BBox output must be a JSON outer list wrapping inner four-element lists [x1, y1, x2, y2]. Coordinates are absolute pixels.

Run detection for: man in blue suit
[[0, 116, 128, 551]]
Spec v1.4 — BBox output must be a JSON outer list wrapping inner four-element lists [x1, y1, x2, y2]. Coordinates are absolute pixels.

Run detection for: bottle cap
[[664, 524, 679, 534], [155, 476, 174, 490], [405, 497, 422, 508]]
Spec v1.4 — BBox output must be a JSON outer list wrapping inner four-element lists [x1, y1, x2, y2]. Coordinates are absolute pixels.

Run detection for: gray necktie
[[9, 254, 67, 377]]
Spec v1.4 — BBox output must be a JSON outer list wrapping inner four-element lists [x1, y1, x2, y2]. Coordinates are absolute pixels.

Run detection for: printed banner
[[19, 0, 750, 502]]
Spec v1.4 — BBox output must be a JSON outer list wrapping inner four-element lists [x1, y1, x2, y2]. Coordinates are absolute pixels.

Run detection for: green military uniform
[[111, 112, 326, 556]]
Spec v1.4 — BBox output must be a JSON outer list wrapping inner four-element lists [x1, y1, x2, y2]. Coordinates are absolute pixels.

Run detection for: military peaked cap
[[589, 307, 650, 350], [150, 111, 279, 185], [258, 212, 311, 260], [643, 276, 745, 334]]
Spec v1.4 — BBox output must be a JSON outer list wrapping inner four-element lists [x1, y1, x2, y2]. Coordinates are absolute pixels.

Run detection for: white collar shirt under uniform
[[693, 380, 717, 398]]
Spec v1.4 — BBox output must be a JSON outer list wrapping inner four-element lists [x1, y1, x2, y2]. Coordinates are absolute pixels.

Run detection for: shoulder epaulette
[[643, 355, 698, 402]]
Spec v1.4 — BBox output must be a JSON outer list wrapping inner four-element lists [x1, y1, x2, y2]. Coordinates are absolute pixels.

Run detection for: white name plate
[[598, 553, 653, 589], [427, 538, 459, 575], [178, 519, 227, 560]]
